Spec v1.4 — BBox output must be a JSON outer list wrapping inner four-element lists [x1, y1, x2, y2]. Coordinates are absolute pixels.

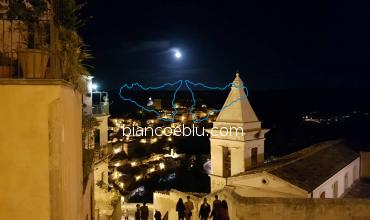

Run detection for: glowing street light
[[113, 148, 122, 154], [119, 182, 124, 188], [91, 83, 98, 91], [135, 175, 142, 181], [159, 162, 165, 170]]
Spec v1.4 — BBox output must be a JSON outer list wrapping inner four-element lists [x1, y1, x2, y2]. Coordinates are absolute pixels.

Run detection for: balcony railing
[[92, 103, 110, 115], [0, 15, 64, 80]]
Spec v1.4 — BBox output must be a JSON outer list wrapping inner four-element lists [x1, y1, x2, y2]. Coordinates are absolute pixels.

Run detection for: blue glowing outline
[[184, 80, 249, 122], [118, 80, 183, 122], [118, 80, 249, 122]]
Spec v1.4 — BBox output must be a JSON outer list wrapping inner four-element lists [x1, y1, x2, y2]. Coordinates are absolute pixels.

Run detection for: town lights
[[119, 182, 124, 188], [159, 162, 165, 170], [113, 148, 122, 154], [140, 138, 147, 143]]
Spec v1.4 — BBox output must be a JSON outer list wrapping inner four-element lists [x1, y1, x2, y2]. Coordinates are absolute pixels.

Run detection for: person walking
[[176, 198, 186, 220], [199, 198, 211, 220], [154, 210, 162, 220], [184, 195, 194, 220], [219, 200, 230, 220], [135, 204, 141, 220], [210, 195, 222, 220], [140, 202, 149, 220]]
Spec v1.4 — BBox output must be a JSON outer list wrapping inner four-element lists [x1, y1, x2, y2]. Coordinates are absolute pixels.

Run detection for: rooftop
[[215, 73, 259, 123], [235, 140, 359, 192]]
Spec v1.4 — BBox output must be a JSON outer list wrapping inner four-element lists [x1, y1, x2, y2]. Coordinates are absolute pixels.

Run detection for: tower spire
[[208, 72, 269, 192], [216, 72, 257, 123]]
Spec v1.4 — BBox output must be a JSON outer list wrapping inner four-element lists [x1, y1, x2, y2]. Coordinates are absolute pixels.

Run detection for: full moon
[[174, 51, 182, 59]]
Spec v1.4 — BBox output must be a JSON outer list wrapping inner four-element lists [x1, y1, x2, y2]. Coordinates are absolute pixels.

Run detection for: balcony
[[0, 15, 88, 84], [93, 102, 110, 116], [0, 14, 61, 78]]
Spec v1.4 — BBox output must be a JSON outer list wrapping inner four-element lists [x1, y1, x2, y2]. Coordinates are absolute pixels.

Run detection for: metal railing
[[0, 11, 62, 79], [92, 103, 110, 115], [0, 18, 24, 78]]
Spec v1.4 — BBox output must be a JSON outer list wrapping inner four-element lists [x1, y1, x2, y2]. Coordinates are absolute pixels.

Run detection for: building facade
[[0, 80, 89, 220]]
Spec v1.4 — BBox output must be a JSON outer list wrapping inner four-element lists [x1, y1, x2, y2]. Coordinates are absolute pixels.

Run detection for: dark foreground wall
[[154, 188, 370, 220], [221, 189, 370, 220]]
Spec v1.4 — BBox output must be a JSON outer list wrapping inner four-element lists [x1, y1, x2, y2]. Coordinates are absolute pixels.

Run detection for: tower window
[[251, 148, 258, 166], [223, 147, 231, 177]]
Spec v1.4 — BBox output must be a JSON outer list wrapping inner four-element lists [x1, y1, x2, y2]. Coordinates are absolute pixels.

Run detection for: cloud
[[122, 40, 171, 53]]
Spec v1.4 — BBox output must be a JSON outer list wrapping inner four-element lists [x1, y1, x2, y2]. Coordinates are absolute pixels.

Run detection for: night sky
[[80, 1, 370, 91]]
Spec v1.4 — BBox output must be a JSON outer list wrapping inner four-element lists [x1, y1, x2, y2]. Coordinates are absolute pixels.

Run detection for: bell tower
[[208, 72, 269, 192]]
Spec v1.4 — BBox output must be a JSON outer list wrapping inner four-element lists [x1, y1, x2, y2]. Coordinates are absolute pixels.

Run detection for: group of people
[[176, 195, 229, 220], [176, 196, 195, 220], [133, 202, 150, 220], [130, 202, 162, 220], [128, 194, 229, 220]]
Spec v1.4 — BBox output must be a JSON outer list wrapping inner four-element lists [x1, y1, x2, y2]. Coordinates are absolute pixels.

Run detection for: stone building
[[207, 73, 269, 192], [153, 72, 370, 220], [0, 79, 94, 220], [207, 73, 361, 198]]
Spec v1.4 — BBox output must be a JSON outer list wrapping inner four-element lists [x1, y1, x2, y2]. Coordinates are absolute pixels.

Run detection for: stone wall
[[216, 188, 370, 220], [360, 152, 370, 178], [154, 188, 370, 220], [0, 80, 83, 220]]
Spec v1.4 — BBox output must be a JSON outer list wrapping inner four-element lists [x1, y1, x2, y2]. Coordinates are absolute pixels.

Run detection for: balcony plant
[[53, 0, 91, 93], [8, 0, 50, 79]]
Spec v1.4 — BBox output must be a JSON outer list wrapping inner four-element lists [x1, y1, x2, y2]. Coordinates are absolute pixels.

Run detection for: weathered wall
[[95, 115, 109, 146], [312, 157, 360, 198], [154, 188, 370, 220], [360, 152, 370, 178], [0, 80, 83, 220], [228, 172, 308, 197], [59, 82, 84, 220], [94, 159, 109, 185], [82, 171, 94, 220], [219, 189, 370, 220]]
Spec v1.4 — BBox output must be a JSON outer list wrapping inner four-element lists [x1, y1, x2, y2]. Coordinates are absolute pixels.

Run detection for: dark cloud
[[122, 40, 171, 53]]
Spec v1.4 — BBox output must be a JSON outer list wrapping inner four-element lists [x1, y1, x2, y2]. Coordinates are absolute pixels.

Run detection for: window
[[101, 171, 106, 183], [251, 148, 258, 166], [332, 181, 338, 198], [320, 191, 326, 198], [353, 166, 358, 181], [94, 129, 100, 146], [223, 147, 231, 177], [344, 173, 348, 189]]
